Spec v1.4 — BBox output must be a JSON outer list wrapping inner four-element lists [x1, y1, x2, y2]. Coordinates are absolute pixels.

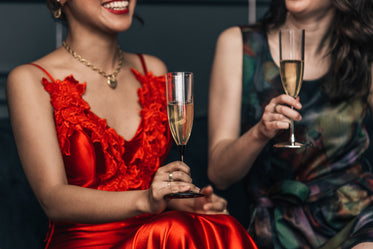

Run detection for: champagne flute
[[165, 72, 204, 198], [274, 29, 305, 149]]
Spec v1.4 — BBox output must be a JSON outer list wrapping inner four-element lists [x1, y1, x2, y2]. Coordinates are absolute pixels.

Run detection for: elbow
[[39, 198, 61, 221], [40, 200, 74, 222], [43, 209, 59, 221], [37, 186, 68, 221]]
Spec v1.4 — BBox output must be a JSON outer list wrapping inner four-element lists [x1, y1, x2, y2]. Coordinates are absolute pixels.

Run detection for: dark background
[[3, 1, 372, 249]]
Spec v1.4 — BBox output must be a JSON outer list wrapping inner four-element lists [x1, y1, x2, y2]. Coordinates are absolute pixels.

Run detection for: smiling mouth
[[102, 1, 129, 11]]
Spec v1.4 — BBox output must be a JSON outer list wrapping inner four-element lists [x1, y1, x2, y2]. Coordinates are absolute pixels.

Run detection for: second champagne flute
[[274, 29, 306, 149], [165, 72, 203, 198]]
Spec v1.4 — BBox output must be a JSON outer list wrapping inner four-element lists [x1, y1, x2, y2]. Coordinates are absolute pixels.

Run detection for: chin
[[111, 23, 133, 33], [104, 15, 133, 33], [285, 0, 309, 13]]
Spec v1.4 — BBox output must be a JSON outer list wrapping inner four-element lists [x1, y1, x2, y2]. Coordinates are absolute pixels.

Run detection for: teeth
[[103, 1, 129, 10]]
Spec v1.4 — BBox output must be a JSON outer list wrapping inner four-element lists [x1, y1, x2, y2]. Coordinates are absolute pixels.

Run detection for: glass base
[[165, 191, 204, 199], [273, 141, 305, 149]]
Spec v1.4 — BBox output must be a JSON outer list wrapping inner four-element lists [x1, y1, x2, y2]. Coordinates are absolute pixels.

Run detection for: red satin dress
[[30, 55, 257, 249]]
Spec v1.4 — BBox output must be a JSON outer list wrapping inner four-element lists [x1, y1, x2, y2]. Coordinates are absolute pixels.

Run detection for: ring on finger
[[274, 104, 279, 113], [169, 172, 174, 182]]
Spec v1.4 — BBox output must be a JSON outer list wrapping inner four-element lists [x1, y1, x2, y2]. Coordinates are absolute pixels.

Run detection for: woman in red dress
[[6, 0, 257, 248]]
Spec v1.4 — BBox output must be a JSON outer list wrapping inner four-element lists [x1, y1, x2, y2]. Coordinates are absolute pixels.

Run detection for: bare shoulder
[[124, 52, 167, 76], [219, 26, 242, 40], [7, 49, 63, 91], [216, 26, 242, 49], [211, 26, 243, 75], [6, 62, 53, 109], [7, 64, 45, 92]]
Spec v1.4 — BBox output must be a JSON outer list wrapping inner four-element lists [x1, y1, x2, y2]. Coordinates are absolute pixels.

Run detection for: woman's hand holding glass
[[274, 29, 305, 148], [256, 94, 302, 141], [146, 161, 200, 214], [146, 164, 228, 215], [165, 72, 204, 199]]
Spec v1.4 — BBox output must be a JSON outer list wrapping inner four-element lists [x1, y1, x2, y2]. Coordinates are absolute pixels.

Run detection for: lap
[[115, 210, 256, 249]]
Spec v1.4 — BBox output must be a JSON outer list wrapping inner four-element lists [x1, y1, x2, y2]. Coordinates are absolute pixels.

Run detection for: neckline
[[87, 71, 143, 143], [90, 102, 143, 143], [54, 69, 144, 143]]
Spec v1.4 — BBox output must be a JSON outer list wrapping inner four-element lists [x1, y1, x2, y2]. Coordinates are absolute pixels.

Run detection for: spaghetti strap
[[29, 63, 56, 83], [137, 53, 148, 75]]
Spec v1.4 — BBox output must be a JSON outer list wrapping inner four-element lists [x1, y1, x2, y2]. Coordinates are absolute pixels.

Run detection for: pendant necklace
[[62, 41, 123, 89]]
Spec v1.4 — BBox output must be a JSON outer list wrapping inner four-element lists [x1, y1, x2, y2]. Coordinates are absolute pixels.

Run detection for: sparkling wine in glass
[[165, 72, 204, 198], [274, 29, 305, 148]]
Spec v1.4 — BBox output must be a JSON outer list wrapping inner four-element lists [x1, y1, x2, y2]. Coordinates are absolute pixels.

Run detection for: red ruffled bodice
[[42, 69, 171, 191]]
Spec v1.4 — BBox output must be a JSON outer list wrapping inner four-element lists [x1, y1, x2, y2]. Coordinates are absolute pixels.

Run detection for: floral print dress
[[240, 26, 373, 249]]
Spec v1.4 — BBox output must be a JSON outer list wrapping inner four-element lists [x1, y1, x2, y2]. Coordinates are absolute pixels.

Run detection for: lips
[[102, 0, 129, 14]]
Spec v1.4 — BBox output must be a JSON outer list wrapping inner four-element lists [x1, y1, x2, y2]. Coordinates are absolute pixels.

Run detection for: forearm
[[40, 184, 151, 223], [208, 123, 269, 189]]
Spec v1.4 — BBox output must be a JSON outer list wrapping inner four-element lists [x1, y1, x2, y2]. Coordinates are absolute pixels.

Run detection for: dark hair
[[260, 0, 373, 103]]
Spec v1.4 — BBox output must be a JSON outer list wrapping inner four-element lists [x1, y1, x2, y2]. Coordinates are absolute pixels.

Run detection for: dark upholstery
[[0, 118, 48, 249]]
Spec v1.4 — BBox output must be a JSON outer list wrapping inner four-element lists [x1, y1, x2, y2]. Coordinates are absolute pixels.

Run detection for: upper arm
[[208, 26, 243, 154], [6, 65, 68, 205]]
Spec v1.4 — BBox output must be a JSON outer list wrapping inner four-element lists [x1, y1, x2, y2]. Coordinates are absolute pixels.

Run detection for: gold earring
[[53, 0, 64, 19], [54, 8, 62, 19]]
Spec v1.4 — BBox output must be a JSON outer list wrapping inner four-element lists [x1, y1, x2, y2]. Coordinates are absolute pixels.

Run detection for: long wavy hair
[[260, 0, 373, 103]]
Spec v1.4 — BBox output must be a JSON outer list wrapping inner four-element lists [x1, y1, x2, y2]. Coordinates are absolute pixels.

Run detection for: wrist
[[252, 123, 273, 142], [135, 189, 152, 215]]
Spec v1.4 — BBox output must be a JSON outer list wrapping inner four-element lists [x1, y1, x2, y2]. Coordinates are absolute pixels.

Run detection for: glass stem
[[289, 106, 295, 146], [177, 145, 185, 162]]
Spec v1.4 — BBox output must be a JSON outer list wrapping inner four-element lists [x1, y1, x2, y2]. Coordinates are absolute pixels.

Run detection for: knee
[[153, 211, 200, 236], [153, 211, 201, 240]]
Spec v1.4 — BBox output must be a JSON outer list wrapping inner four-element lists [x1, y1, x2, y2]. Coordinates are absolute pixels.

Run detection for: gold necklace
[[62, 41, 123, 89]]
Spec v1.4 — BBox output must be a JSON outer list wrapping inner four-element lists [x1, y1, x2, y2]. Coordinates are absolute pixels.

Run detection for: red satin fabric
[[48, 211, 257, 249], [32, 58, 257, 249]]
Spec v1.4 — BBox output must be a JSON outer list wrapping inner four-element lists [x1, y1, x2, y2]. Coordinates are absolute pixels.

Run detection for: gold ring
[[169, 172, 173, 182], [274, 104, 278, 113]]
